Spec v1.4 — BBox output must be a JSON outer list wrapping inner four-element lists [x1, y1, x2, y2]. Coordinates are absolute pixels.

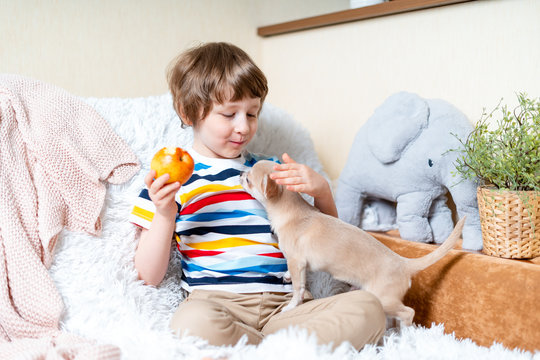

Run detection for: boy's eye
[[247, 113, 257, 118], [220, 113, 234, 118]]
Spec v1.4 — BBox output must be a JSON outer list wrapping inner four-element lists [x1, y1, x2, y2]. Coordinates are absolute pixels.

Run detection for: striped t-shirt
[[129, 148, 292, 294]]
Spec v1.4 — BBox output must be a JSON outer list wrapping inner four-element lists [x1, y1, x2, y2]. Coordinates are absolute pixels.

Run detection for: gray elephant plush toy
[[335, 91, 483, 250]]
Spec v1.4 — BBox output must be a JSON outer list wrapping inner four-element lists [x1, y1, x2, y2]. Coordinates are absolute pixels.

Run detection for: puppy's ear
[[263, 174, 282, 200]]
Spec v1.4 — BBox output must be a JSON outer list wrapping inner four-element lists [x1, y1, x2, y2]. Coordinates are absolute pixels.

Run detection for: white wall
[[0, 0, 261, 97], [0, 0, 346, 98], [260, 0, 540, 179]]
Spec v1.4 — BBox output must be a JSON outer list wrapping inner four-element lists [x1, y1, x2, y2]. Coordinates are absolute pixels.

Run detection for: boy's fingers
[[158, 182, 180, 199], [275, 176, 302, 185], [153, 173, 171, 187], [274, 162, 289, 170], [152, 182, 180, 202], [149, 174, 173, 195], [270, 169, 299, 180], [144, 169, 157, 187], [273, 162, 301, 172], [282, 153, 297, 164], [286, 184, 306, 193]]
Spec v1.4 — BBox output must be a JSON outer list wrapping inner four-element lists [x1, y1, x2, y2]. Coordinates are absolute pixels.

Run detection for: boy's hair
[[167, 42, 268, 128]]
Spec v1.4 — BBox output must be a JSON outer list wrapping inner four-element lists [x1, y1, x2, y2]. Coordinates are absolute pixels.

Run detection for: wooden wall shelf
[[257, 0, 476, 37]]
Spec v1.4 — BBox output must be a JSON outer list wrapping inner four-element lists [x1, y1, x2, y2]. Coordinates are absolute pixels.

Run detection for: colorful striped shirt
[[129, 149, 292, 294]]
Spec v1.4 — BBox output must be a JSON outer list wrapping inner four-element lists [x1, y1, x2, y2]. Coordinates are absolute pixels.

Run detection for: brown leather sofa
[[370, 231, 540, 353]]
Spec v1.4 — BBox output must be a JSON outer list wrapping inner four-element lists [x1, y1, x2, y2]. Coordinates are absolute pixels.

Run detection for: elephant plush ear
[[366, 92, 429, 164]]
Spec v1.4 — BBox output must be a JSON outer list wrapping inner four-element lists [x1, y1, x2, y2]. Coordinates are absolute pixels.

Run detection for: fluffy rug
[[49, 94, 538, 359]]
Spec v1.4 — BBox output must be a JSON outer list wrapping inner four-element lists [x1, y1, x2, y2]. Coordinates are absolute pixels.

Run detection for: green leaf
[[449, 93, 540, 192]]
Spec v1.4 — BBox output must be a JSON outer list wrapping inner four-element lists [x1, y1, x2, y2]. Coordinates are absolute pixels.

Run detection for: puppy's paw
[[281, 294, 302, 312], [385, 317, 400, 330], [283, 271, 291, 283], [281, 302, 297, 313]]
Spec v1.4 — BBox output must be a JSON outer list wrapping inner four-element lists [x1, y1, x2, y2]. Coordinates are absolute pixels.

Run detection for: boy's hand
[[145, 169, 180, 218], [270, 153, 338, 217], [270, 153, 328, 199]]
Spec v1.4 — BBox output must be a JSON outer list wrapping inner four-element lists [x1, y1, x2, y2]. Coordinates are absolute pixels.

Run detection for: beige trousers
[[170, 289, 386, 350]]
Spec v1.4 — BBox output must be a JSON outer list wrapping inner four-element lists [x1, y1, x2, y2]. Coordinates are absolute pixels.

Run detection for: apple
[[150, 147, 194, 185]]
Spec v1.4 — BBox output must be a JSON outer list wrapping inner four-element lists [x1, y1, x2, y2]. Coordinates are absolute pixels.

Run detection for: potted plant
[[452, 93, 540, 259]]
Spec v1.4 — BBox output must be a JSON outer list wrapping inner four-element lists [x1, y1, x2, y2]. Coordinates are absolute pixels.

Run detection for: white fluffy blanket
[[49, 94, 537, 360]]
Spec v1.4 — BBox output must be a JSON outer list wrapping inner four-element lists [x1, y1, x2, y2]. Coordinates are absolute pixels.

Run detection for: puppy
[[240, 160, 465, 326]]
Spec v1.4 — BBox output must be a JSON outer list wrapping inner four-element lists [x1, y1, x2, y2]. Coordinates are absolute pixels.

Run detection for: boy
[[129, 42, 385, 349]]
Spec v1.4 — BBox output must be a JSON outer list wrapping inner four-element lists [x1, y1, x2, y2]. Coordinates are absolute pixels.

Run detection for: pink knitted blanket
[[0, 75, 140, 358]]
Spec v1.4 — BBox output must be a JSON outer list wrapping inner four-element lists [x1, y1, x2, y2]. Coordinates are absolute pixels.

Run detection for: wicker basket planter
[[477, 186, 540, 259]]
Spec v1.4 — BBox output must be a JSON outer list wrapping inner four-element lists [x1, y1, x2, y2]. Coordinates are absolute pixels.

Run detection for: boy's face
[[191, 96, 261, 159]]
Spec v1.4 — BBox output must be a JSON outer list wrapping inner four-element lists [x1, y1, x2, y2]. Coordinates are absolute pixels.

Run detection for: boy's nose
[[234, 114, 250, 134]]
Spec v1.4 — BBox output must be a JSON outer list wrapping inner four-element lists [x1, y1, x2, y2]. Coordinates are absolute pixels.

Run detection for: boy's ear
[[178, 107, 193, 126], [263, 174, 282, 200]]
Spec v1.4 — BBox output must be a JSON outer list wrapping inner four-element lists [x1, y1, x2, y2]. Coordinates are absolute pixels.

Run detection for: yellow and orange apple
[[150, 147, 194, 185]]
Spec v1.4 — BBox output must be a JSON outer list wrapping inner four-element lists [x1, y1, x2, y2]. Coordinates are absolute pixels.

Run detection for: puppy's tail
[[404, 216, 466, 275]]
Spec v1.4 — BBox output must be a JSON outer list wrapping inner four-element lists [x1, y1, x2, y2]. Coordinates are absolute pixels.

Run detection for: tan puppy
[[240, 160, 465, 326]]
